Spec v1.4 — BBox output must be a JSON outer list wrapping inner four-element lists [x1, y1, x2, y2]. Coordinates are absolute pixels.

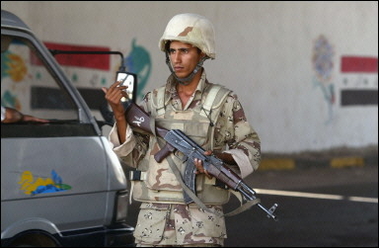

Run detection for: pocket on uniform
[[145, 154, 183, 192], [189, 205, 227, 238], [133, 203, 170, 243]]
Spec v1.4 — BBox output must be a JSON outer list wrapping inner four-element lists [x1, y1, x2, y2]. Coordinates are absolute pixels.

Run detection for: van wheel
[[8, 233, 58, 247]]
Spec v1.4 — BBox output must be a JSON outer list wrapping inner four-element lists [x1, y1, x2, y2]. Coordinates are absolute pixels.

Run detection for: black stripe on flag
[[341, 89, 378, 106]]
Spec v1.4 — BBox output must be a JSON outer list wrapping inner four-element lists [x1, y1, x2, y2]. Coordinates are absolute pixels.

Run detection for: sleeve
[[108, 123, 136, 160], [222, 94, 261, 178], [107, 98, 151, 168]]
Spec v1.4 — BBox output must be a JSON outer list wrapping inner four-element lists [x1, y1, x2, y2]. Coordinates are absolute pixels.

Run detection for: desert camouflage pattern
[[159, 13, 216, 59], [134, 202, 226, 246], [109, 69, 261, 245], [130, 71, 234, 204], [131, 172, 231, 205]]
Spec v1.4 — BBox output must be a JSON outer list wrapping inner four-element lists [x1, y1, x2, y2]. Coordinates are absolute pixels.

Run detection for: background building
[[2, 1, 377, 154]]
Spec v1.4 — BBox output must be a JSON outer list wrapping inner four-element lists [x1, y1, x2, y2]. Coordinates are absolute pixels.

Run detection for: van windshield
[[1, 35, 78, 121]]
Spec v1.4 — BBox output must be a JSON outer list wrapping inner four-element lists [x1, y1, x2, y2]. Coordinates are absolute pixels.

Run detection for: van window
[[1, 35, 78, 121]]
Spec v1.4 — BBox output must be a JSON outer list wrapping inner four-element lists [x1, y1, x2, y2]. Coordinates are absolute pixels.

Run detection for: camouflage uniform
[[109, 70, 261, 246]]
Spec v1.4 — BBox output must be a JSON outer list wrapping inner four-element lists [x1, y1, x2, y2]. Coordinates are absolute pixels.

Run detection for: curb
[[259, 155, 378, 171]]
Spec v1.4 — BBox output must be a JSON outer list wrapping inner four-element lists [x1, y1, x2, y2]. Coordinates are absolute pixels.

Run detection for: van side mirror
[[99, 71, 137, 127], [116, 71, 137, 103]]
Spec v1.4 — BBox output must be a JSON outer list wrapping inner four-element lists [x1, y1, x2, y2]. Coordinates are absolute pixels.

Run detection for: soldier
[[103, 13, 261, 247]]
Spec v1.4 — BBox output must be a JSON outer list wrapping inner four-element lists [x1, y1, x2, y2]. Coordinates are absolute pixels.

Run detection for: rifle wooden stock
[[123, 101, 175, 162]]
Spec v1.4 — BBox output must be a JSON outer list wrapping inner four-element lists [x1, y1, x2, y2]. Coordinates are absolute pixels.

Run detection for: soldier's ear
[[199, 51, 206, 60]]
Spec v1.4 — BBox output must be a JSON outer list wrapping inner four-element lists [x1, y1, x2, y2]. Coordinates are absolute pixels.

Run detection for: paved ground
[[224, 164, 378, 247], [259, 145, 378, 171]]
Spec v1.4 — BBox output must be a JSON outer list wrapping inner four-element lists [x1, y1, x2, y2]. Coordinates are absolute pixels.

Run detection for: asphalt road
[[125, 165, 378, 247], [224, 165, 378, 247]]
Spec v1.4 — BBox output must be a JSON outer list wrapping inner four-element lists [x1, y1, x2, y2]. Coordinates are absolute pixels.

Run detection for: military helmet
[[159, 13, 216, 59]]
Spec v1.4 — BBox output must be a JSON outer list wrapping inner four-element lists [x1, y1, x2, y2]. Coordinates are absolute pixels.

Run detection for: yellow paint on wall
[[259, 158, 295, 170], [330, 157, 364, 168]]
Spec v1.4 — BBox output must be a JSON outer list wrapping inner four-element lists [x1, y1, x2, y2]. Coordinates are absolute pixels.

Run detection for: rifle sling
[[223, 193, 261, 217], [149, 116, 156, 137], [165, 154, 223, 217]]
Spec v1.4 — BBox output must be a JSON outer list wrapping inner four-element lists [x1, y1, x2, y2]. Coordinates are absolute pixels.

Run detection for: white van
[[1, 10, 134, 247]]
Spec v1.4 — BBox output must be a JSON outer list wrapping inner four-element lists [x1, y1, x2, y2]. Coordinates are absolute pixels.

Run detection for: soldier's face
[[168, 41, 203, 78]]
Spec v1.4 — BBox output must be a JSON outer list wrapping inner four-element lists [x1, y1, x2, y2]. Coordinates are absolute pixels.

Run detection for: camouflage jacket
[[109, 70, 261, 179], [108, 70, 261, 245]]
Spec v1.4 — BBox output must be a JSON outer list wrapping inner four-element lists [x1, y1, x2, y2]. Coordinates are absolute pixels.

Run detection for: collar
[[166, 69, 208, 96]]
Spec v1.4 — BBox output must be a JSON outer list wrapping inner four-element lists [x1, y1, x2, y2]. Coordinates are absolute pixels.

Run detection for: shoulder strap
[[201, 84, 232, 150], [201, 84, 231, 114], [151, 86, 167, 116]]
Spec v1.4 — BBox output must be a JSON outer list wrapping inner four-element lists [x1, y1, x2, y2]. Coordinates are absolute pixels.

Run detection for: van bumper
[[58, 223, 135, 247], [104, 223, 135, 247]]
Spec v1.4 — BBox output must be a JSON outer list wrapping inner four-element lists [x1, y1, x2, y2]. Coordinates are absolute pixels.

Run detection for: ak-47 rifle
[[123, 101, 278, 221]]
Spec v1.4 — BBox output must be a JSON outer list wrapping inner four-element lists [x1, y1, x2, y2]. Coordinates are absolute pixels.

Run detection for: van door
[[1, 27, 129, 246]]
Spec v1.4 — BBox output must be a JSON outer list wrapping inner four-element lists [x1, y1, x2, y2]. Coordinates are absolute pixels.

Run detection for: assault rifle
[[123, 101, 278, 220]]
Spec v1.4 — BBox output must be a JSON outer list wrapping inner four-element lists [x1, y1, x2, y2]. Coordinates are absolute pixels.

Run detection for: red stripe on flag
[[341, 56, 378, 73], [43, 42, 110, 70]]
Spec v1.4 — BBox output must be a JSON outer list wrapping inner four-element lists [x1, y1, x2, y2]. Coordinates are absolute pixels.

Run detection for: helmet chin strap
[[165, 53, 209, 85]]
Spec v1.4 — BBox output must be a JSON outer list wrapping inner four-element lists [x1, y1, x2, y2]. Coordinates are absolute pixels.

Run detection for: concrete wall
[[2, 1, 377, 153]]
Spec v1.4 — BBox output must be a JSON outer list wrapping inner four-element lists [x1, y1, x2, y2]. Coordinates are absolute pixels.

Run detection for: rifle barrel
[[239, 182, 278, 220]]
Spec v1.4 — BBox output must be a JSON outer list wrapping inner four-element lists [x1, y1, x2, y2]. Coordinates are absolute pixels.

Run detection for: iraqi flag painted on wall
[[44, 42, 111, 70], [340, 56, 378, 106], [30, 42, 113, 110]]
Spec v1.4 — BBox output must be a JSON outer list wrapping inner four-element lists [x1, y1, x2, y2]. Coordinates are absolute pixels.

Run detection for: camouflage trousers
[[133, 202, 227, 246]]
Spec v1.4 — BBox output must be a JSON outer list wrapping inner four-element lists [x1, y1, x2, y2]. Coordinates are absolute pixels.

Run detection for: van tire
[[7, 232, 58, 247]]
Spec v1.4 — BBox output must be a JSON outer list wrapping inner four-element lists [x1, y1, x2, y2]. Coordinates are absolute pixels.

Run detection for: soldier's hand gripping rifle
[[123, 101, 278, 221]]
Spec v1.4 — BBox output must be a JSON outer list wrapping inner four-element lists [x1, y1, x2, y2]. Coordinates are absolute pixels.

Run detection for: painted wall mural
[[312, 35, 378, 124], [124, 38, 151, 100], [312, 35, 335, 124], [2, 38, 152, 122], [340, 56, 378, 106], [43, 40, 152, 102], [44, 41, 112, 88], [1, 51, 27, 82], [1, 51, 26, 110]]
